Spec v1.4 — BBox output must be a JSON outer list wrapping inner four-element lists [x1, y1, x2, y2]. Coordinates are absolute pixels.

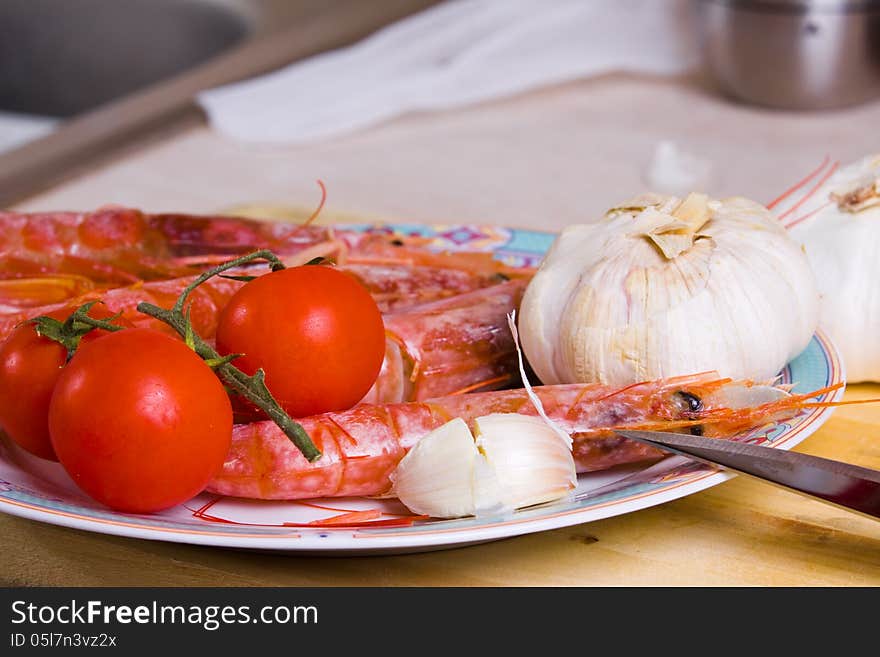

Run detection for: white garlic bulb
[[519, 193, 820, 387], [788, 154, 880, 382], [390, 414, 576, 519]]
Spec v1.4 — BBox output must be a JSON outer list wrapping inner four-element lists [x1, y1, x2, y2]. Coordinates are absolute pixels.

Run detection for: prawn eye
[[675, 391, 704, 436], [675, 391, 703, 413]]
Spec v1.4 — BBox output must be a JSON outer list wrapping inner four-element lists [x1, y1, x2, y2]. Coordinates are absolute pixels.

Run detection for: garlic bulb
[[788, 154, 880, 382], [389, 414, 576, 519], [519, 192, 819, 387]]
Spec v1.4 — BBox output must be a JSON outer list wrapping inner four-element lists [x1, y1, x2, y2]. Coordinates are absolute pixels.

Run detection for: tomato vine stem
[[31, 300, 126, 362], [136, 250, 323, 463]]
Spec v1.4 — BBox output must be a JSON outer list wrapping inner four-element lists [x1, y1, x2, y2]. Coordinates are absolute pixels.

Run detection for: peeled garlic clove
[[389, 417, 478, 519], [390, 414, 577, 519], [474, 414, 577, 512], [472, 447, 506, 517]]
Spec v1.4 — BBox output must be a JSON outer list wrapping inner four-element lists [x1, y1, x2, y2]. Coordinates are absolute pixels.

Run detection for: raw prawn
[[363, 279, 527, 403], [343, 263, 514, 313], [0, 206, 526, 310], [0, 273, 244, 340], [0, 261, 521, 337], [0, 207, 345, 281], [207, 373, 835, 500], [0, 271, 528, 406], [0, 208, 348, 310]]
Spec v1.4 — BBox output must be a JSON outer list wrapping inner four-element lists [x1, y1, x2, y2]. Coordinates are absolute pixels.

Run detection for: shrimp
[[343, 263, 514, 312], [363, 278, 527, 403], [0, 208, 352, 309], [207, 374, 834, 500], [0, 207, 341, 279], [0, 273, 244, 340], [0, 207, 524, 310], [0, 269, 527, 409], [0, 261, 524, 335]]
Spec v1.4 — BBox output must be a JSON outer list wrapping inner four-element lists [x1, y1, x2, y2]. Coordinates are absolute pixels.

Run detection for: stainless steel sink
[[0, 0, 252, 117]]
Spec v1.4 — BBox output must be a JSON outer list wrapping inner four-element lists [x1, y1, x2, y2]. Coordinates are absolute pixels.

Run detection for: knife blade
[[615, 430, 880, 520]]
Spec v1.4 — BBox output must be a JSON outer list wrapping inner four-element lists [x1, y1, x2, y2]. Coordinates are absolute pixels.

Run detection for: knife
[[615, 430, 880, 520]]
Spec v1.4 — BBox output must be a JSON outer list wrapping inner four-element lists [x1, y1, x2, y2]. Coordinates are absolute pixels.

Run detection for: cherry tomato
[[48, 328, 233, 513], [215, 265, 386, 417], [0, 305, 129, 460]]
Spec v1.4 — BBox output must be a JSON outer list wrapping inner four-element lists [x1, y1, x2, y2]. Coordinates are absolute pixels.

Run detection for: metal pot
[[694, 0, 880, 110]]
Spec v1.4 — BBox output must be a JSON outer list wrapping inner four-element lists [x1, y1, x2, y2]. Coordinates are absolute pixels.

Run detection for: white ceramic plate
[[0, 224, 845, 555]]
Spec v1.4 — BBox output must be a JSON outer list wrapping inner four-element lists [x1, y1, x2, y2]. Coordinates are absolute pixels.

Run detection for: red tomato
[[215, 265, 386, 417], [48, 328, 233, 513], [0, 305, 129, 460]]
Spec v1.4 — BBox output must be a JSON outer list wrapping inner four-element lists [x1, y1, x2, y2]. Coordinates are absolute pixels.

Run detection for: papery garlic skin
[[788, 154, 880, 382], [519, 194, 819, 387], [390, 414, 576, 519]]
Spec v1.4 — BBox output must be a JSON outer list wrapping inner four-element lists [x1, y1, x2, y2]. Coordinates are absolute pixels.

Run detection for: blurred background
[[0, 0, 425, 152], [4, 0, 880, 144], [1, 0, 879, 219]]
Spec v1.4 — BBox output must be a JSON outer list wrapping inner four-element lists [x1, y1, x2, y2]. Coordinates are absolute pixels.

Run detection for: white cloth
[[199, 0, 698, 144], [0, 111, 57, 154]]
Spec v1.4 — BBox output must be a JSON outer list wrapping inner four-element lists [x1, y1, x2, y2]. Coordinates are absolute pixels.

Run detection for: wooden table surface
[[3, 61, 880, 586]]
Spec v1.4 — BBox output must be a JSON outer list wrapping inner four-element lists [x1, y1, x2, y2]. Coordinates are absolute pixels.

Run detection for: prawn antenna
[[766, 155, 830, 210], [776, 160, 839, 223]]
